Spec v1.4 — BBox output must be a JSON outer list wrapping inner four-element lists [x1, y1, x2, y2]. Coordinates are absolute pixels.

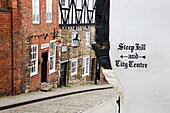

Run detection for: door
[[60, 62, 67, 87], [95, 59, 100, 84], [41, 52, 48, 82], [91, 58, 95, 81]]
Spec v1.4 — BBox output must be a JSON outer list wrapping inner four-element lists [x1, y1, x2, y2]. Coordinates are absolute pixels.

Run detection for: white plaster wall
[[106, 0, 170, 113]]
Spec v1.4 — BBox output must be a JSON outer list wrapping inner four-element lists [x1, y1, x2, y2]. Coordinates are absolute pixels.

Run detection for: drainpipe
[[10, 6, 14, 95]]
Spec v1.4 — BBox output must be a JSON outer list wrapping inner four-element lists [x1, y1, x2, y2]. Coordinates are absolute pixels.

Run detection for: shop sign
[[41, 43, 49, 49]]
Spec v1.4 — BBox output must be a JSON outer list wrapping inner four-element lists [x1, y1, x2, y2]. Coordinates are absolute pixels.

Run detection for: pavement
[[0, 84, 113, 111], [81, 98, 116, 113]]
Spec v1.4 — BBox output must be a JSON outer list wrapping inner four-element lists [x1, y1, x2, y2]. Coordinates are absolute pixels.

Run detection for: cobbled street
[[0, 89, 115, 113]]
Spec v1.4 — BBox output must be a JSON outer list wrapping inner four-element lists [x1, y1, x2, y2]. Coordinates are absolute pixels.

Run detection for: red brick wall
[[18, 0, 59, 92], [0, 0, 23, 96], [0, 0, 59, 96], [0, 11, 12, 96]]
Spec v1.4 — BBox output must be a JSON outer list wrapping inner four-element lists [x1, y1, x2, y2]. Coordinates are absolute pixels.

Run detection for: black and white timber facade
[[59, 0, 96, 27]]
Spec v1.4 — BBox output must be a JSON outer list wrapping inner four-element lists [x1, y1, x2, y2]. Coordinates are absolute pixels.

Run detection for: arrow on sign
[[120, 54, 146, 59], [120, 55, 128, 58], [138, 55, 146, 59]]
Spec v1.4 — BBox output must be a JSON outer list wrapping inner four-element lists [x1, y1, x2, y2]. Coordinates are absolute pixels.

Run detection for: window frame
[[86, 31, 91, 45], [71, 59, 78, 76], [30, 44, 38, 76], [46, 0, 52, 23], [49, 40, 56, 74], [32, 0, 40, 24], [82, 56, 90, 76]]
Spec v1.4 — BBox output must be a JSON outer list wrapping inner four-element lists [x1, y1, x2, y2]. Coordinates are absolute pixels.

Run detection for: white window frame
[[71, 31, 78, 47], [32, 0, 40, 24], [49, 40, 56, 74], [30, 44, 38, 76], [71, 59, 78, 75], [61, 45, 67, 52], [61, 0, 68, 8], [82, 56, 90, 76], [46, 0, 52, 23], [86, 31, 91, 45]]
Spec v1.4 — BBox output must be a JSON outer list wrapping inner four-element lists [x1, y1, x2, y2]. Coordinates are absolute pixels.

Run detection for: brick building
[[0, 0, 106, 97], [58, 0, 106, 87], [0, 0, 59, 96]]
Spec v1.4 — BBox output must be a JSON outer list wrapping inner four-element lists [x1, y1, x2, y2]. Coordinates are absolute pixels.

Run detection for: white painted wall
[[104, 0, 170, 113]]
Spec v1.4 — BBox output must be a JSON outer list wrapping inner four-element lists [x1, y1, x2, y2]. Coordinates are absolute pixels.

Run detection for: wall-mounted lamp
[[72, 34, 80, 48]]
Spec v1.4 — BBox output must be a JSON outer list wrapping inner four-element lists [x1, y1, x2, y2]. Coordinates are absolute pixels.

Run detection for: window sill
[[49, 70, 56, 74], [30, 73, 38, 77], [82, 73, 89, 77], [46, 21, 52, 24], [32, 21, 40, 24], [71, 73, 77, 76]]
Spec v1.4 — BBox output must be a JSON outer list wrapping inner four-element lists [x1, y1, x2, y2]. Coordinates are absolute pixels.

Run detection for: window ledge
[[30, 73, 38, 77], [46, 21, 52, 24], [49, 70, 56, 74], [32, 21, 40, 24]]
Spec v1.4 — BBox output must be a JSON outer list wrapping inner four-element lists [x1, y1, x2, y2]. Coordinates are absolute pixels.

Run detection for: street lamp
[[72, 34, 80, 47]]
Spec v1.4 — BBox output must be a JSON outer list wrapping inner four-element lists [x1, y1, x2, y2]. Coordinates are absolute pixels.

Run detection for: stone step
[[40, 82, 53, 92]]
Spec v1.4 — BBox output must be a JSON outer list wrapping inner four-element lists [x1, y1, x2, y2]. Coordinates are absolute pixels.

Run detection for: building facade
[[0, 0, 59, 96], [58, 0, 105, 86], [0, 0, 106, 97], [103, 0, 170, 113]]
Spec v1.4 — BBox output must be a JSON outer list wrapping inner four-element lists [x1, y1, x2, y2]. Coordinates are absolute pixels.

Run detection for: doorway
[[60, 62, 67, 87], [41, 52, 48, 82], [95, 60, 100, 84], [91, 58, 96, 81]]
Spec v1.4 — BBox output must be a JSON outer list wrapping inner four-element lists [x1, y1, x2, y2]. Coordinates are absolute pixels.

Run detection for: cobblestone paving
[[0, 89, 115, 113]]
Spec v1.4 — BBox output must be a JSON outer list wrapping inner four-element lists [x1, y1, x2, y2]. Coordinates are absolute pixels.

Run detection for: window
[[0, 0, 8, 9], [32, 0, 40, 24], [71, 59, 78, 75], [82, 56, 90, 76], [61, 46, 67, 52], [72, 31, 78, 47], [30, 44, 38, 76], [49, 41, 56, 74], [61, 0, 68, 8], [46, 0, 52, 23], [86, 31, 90, 44]]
